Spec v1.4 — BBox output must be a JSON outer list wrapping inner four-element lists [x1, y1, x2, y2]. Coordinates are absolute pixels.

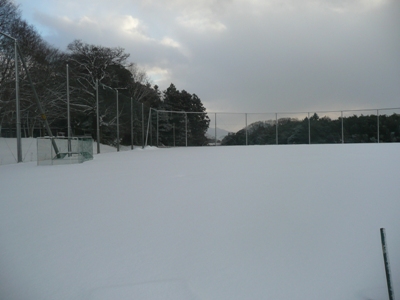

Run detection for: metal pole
[[131, 97, 133, 150], [308, 112, 311, 144], [377, 110, 380, 143], [145, 108, 151, 147], [15, 39, 22, 162], [380, 228, 395, 300], [245, 113, 248, 146], [276, 113, 278, 145], [96, 79, 100, 154], [157, 110, 159, 147], [51, 137, 53, 165], [215, 113, 217, 146], [173, 124, 175, 147], [150, 111, 153, 146], [142, 103, 144, 149], [67, 64, 71, 156], [116, 90, 119, 152], [341, 111, 344, 144], [185, 113, 188, 147]]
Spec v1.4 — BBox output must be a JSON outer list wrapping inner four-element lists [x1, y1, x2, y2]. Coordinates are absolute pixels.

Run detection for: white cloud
[[229, 0, 389, 15], [160, 37, 181, 48], [115, 15, 154, 42], [145, 66, 171, 85], [120, 15, 141, 34], [176, 15, 226, 33], [140, 0, 229, 33], [159, 37, 192, 57], [306, 0, 389, 13]]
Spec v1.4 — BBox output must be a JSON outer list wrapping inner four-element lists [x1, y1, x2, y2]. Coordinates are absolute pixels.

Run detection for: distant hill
[[206, 127, 231, 140]]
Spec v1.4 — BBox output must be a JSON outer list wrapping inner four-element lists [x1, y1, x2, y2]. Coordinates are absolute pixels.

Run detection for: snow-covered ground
[[1, 141, 399, 300]]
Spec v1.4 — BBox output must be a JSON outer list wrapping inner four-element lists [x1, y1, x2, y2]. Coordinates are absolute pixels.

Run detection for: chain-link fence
[[2, 106, 399, 165], [148, 108, 400, 147]]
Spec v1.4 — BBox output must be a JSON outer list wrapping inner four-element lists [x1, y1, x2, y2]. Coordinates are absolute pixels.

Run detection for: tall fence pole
[[341, 111, 344, 144], [96, 79, 100, 154], [215, 113, 217, 146], [116, 89, 120, 152], [156, 110, 159, 147], [145, 108, 152, 147], [276, 113, 278, 145], [142, 103, 144, 149], [380, 228, 395, 300], [15, 39, 22, 162], [377, 109, 380, 143], [150, 111, 154, 146], [173, 123, 175, 147], [245, 113, 248, 146], [66, 64, 71, 156], [130, 97, 133, 150], [185, 113, 188, 147], [308, 112, 311, 144]]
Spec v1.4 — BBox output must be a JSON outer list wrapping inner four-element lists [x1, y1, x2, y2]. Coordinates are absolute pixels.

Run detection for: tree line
[[0, 0, 209, 147], [221, 113, 400, 145]]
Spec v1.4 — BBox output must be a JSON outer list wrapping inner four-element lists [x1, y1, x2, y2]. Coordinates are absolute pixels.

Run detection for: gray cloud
[[16, 0, 400, 113]]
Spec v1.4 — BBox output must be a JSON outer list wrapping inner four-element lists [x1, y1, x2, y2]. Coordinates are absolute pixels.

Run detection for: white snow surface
[[1, 142, 399, 300]]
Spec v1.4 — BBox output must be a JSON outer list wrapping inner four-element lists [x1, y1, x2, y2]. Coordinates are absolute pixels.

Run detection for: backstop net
[[37, 137, 93, 165]]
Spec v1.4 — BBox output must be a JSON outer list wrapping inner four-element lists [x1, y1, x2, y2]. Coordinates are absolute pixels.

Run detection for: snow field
[[0, 143, 399, 300]]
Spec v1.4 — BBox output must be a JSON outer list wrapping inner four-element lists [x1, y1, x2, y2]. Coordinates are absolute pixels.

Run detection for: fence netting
[[148, 108, 400, 147], [1, 107, 399, 165]]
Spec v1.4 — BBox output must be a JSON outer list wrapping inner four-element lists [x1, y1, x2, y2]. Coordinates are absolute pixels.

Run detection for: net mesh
[[37, 137, 93, 165]]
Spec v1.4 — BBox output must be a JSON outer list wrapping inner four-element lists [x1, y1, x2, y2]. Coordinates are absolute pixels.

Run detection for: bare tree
[[1, 0, 67, 137], [66, 40, 134, 140], [0, 0, 21, 135], [127, 63, 160, 106]]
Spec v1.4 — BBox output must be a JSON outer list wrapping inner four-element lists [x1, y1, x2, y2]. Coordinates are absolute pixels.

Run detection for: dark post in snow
[[131, 97, 133, 150], [380, 228, 395, 300]]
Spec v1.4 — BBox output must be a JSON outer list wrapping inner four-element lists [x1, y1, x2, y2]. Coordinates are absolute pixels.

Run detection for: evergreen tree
[[159, 84, 209, 146]]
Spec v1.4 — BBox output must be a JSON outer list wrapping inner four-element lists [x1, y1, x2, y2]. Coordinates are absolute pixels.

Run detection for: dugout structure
[[37, 137, 93, 165]]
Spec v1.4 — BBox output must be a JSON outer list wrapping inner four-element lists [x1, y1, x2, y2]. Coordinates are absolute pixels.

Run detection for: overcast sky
[[14, 0, 400, 113]]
